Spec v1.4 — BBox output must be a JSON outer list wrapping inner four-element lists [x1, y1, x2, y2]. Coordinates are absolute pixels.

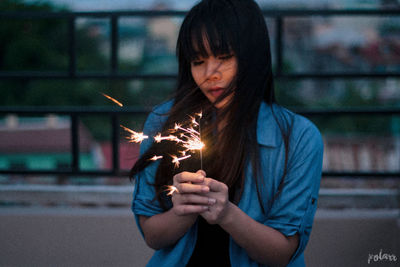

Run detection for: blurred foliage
[[0, 0, 114, 107], [0, 0, 68, 71]]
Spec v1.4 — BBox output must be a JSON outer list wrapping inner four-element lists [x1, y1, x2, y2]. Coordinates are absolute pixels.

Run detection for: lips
[[209, 87, 224, 98]]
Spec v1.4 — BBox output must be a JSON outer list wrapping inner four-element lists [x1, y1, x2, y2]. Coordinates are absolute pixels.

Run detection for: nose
[[205, 60, 222, 81]]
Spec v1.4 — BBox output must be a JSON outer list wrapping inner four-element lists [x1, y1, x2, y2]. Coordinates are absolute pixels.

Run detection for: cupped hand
[[171, 170, 217, 216], [197, 177, 232, 225]]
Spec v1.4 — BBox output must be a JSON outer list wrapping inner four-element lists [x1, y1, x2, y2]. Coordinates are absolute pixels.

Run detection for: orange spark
[[149, 155, 163, 161], [171, 154, 191, 168], [165, 185, 179, 196], [102, 93, 123, 107], [189, 115, 199, 126], [120, 125, 148, 143], [154, 133, 178, 143]]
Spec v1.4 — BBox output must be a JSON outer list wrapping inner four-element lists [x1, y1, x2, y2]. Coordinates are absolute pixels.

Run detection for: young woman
[[131, 0, 323, 266]]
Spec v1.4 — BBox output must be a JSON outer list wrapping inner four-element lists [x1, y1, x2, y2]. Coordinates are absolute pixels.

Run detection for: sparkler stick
[[197, 112, 203, 170]]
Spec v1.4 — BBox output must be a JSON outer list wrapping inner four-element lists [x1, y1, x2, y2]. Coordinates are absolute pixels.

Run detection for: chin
[[214, 100, 229, 109], [214, 96, 233, 109]]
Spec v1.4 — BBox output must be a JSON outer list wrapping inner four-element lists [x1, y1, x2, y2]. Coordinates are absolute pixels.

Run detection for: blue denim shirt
[[132, 101, 323, 267]]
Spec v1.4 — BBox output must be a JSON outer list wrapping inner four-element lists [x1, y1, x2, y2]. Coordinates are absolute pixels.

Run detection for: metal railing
[[1, 9, 400, 178]]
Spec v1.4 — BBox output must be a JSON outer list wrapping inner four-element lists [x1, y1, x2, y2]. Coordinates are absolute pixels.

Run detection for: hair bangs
[[179, 4, 237, 62]]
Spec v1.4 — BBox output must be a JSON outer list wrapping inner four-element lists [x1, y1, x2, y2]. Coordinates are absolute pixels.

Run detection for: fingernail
[[208, 198, 216, 205], [202, 186, 209, 192]]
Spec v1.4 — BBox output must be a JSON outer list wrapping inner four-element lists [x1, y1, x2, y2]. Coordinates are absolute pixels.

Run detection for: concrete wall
[[0, 207, 151, 267], [306, 209, 399, 267], [0, 207, 399, 267]]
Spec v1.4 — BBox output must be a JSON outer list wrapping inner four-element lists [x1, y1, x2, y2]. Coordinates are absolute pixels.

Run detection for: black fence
[[1, 9, 400, 178]]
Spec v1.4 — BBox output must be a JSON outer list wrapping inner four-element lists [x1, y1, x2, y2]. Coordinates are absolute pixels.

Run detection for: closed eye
[[218, 54, 234, 60], [191, 60, 204, 66]]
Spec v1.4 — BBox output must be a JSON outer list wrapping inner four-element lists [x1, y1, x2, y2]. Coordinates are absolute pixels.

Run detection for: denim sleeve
[[264, 118, 323, 262], [131, 102, 171, 236]]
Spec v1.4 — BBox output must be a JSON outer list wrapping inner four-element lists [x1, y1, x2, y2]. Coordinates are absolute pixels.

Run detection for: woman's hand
[[171, 170, 217, 216], [198, 177, 232, 225], [138, 169, 214, 250]]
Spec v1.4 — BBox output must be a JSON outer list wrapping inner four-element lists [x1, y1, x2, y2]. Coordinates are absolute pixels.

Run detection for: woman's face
[[190, 46, 237, 109]]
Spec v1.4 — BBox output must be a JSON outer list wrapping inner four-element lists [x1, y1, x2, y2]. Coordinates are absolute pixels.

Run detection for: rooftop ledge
[[0, 185, 399, 209]]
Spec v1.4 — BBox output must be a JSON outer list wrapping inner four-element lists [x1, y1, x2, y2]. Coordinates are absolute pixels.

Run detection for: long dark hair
[[131, 0, 291, 212]]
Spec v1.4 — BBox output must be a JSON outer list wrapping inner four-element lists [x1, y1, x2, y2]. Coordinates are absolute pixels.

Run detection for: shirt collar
[[256, 102, 281, 148]]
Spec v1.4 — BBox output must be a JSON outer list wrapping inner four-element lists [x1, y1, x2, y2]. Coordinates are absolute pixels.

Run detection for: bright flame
[[171, 124, 204, 154], [120, 125, 148, 143], [101, 93, 123, 107]]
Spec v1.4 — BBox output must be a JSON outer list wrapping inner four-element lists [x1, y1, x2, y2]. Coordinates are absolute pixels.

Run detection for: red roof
[[100, 142, 140, 170], [0, 122, 94, 153]]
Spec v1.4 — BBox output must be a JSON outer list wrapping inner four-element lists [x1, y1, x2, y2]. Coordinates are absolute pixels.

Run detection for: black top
[[186, 216, 231, 267]]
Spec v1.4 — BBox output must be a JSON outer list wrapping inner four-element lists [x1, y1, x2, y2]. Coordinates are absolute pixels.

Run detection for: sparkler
[[153, 115, 205, 195], [155, 112, 204, 169], [101, 93, 204, 197], [118, 114, 204, 168]]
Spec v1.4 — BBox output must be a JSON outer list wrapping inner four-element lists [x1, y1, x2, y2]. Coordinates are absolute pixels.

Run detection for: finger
[[178, 194, 216, 205], [204, 178, 228, 193], [192, 170, 207, 185], [200, 209, 212, 217], [174, 205, 209, 216], [196, 170, 206, 177], [177, 183, 209, 194], [174, 171, 205, 184]]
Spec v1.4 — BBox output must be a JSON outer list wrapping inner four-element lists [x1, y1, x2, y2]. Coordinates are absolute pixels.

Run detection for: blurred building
[[323, 135, 400, 172], [0, 115, 102, 181], [100, 142, 139, 171]]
